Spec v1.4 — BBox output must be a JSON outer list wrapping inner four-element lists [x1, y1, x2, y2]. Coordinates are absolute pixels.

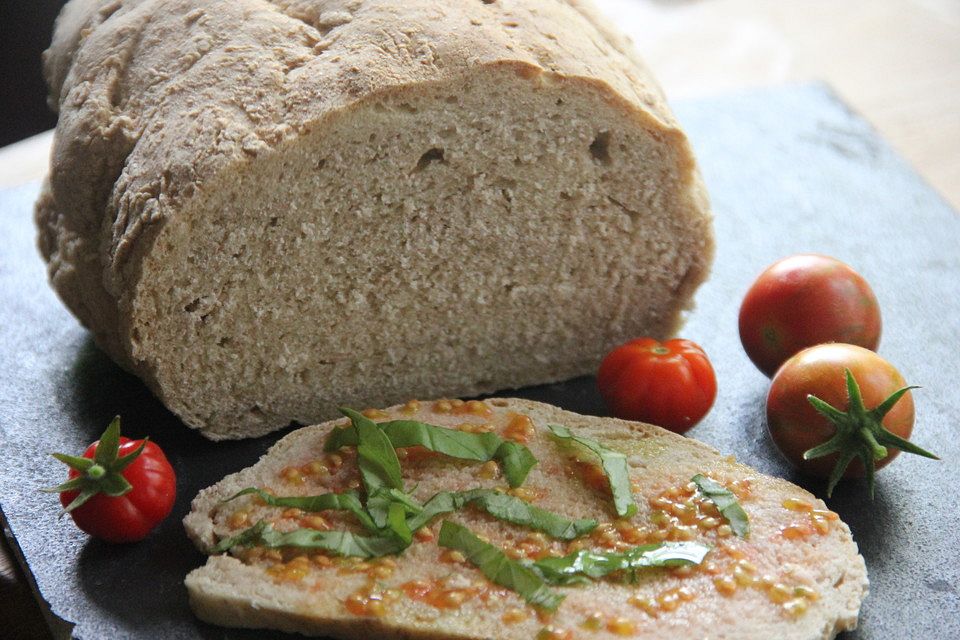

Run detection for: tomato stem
[[43, 416, 142, 513], [804, 369, 938, 498], [858, 428, 887, 460]]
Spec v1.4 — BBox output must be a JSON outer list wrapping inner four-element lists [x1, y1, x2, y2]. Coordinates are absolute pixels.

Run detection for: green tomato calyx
[[86, 464, 106, 480], [42, 416, 148, 514], [803, 369, 938, 498]]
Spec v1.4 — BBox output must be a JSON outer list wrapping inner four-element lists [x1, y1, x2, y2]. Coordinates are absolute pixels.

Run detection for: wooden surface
[[2, 1, 958, 637]]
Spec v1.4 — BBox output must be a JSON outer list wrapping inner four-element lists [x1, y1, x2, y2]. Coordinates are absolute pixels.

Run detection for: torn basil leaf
[[386, 501, 413, 544], [213, 520, 407, 557], [325, 416, 536, 487], [220, 485, 594, 548], [341, 408, 404, 494], [221, 487, 377, 532], [212, 520, 271, 554], [406, 489, 596, 540], [691, 474, 750, 538], [366, 487, 423, 531], [437, 521, 564, 611], [493, 441, 538, 488], [530, 541, 712, 585], [546, 424, 637, 517]]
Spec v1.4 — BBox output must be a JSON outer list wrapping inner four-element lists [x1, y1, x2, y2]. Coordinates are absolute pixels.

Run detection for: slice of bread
[[37, 0, 713, 439], [184, 398, 867, 639]]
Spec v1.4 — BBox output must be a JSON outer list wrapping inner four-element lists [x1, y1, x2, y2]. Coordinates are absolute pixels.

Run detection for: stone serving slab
[[1, 84, 957, 639]]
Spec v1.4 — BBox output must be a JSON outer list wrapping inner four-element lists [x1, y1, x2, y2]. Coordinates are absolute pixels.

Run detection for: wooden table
[[2, 1, 958, 637]]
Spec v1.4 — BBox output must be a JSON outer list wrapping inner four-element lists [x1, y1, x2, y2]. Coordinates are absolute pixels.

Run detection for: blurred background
[[0, 0, 66, 147]]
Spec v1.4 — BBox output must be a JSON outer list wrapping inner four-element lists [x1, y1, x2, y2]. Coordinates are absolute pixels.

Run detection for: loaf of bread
[[37, 0, 713, 439], [184, 398, 867, 639]]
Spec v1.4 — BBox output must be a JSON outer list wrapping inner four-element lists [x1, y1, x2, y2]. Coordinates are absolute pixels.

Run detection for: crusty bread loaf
[[184, 398, 867, 639], [37, 0, 713, 439]]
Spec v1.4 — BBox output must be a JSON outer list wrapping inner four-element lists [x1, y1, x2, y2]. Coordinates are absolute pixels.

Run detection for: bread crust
[[37, 0, 714, 436], [184, 398, 867, 639]]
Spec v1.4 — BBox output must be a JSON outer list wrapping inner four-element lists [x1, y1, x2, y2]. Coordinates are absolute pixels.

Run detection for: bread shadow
[[59, 335, 284, 464], [58, 336, 183, 443], [493, 375, 609, 418]]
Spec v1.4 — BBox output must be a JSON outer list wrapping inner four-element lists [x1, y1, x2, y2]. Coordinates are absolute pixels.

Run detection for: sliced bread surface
[[184, 398, 867, 639], [37, 0, 713, 439]]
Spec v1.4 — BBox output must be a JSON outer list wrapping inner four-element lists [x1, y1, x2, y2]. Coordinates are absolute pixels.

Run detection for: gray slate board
[[1, 84, 958, 639]]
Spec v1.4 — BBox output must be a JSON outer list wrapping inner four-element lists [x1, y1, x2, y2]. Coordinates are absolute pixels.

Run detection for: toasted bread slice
[[184, 398, 866, 639]]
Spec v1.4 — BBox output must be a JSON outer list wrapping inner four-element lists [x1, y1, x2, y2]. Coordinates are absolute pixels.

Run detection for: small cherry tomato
[[766, 343, 937, 496], [597, 338, 717, 433], [739, 254, 881, 377], [47, 417, 176, 543]]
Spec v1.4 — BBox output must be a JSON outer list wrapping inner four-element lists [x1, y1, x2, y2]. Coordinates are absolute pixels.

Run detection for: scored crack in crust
[[36, 0, 714, 439], [184, 398, 868, 639]]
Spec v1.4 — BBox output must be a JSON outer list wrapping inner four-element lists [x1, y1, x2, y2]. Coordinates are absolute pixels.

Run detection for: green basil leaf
[[546, 424, 636, 517], [323, 424, 361, 451], [366, 487, 423, 530], [437, 521, 564, 611], [212, 520, 269, 554], [404, 491, 467, 531], [221, 487, 378, 532], [405, 489, 596, 540], [387, 502, 413, 544], [466, 490, 597, 540], [366, 420, 501, 457], [325, 417, 536, 487], [325, 418, 500, 458], [261, 526, 407, 557], [214, 520, 407, 557], [691, 474, 750, 538], [493, 441, 538, 488], [530, 541, 711, 585], [341, 408, 404, 494]]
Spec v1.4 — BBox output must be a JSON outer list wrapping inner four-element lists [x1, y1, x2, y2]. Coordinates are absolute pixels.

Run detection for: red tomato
[[766, 344, 937, 496], [739, 254, 881, 377], [597, 338, 717, 433], [53, 418, 176, 543]]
